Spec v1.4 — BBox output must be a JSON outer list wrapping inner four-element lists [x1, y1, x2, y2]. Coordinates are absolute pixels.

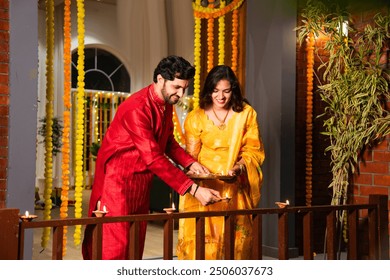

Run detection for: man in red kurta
[[82, 56, 221, 260]]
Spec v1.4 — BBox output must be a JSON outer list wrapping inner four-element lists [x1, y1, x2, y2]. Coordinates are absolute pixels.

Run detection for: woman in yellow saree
[[177, 65, 265, 260]]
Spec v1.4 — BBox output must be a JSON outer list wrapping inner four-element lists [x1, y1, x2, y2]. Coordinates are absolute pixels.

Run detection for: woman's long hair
[[199, 65, 246, 112]]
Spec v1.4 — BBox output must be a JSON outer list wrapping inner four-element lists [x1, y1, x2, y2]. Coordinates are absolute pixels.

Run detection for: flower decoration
[[73, 0, 86, 246], [193, 0, 245, 102], [218, 0, 226, 65], [41, 0, 55, 250], [193, 0, 202, 109], [305, 32, 315, 206], [193, 0, 244, 19], [60, 0, 72, 255], [207, 13, 214, 72], [231, 8, 238, 72]]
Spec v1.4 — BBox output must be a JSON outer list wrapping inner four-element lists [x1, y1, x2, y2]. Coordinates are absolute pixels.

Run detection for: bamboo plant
[[296, 0, 390, 207]]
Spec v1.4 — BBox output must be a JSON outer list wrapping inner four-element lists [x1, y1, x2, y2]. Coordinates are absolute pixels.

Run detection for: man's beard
[[162, 86, 179, 105]]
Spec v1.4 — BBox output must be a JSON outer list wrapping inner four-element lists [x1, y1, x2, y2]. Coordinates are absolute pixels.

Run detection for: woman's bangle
[[192, 184, 199, 197], [237, 163, 245, 174]]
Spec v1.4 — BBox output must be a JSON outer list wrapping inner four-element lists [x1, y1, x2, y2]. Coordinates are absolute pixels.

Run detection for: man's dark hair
[[153, 55, 195, 82]]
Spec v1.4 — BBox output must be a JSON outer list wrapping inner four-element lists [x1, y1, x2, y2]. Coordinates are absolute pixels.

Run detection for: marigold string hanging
[[305, 32, 315, 206], [231, 8, 239, 72], [193, 0, 202, 109], [192, 0, 245, 108], [73, 0, 86, 245], [41, 0, 55, 249], [206, 2, 215, 73], [59, 0, 72, 256], [218, 0, 226, 65]]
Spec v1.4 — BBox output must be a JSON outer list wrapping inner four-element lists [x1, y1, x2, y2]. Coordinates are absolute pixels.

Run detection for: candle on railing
[[19, 210, 38, 222], [275, 200, 290, 209], [163, 202, 176, 214], [92, 203, 108, 217]]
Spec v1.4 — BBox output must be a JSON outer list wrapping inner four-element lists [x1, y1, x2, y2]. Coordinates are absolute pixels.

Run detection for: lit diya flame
[[93, 203, 108, 217], [275, 200, 290, 209], [221, 192, 231, 203], [163, 202, 176, 214], [19, 210, 37, 222]]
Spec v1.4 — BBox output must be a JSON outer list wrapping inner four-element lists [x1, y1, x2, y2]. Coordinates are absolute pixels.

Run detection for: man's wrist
[[186, 183, 196, 195], [186, 183, 199, 196]]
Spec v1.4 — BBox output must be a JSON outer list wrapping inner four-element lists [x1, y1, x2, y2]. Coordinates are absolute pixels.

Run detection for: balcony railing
[[0, 194, 388, 260]]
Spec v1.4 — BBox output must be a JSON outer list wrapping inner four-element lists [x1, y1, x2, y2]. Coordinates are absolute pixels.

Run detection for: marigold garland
[[193, 0, 202, 109], [41, 0, 55, 249], [218, 1, 226, 65], [74, 0, 86, 245], [207, 13, 214, 72], [193, 0, 244, 19], [193, 0, 244, 108], [231, 8, 239, 72], [59, 0, 72, 255], [305, 32, 315, 206]]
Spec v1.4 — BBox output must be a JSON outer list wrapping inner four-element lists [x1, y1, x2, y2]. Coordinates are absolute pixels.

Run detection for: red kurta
[[82, 84, 196, 260]]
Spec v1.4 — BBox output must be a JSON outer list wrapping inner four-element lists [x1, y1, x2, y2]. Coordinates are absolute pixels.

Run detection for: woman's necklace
[[212, 107, 229, 130]]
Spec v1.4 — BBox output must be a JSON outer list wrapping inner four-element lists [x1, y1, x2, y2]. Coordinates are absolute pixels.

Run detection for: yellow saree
[[177, 104, 265, 259]]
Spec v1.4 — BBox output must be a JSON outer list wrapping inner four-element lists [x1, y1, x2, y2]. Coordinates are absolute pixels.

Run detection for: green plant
[[90, 142, 101, 160], [296, 0, 390, 206], [38, 116, 64, 156]]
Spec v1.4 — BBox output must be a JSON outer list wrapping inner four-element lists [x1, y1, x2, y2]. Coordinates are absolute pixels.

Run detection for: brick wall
[[0, 0, 8, 209], [350, 8, 390, 240]]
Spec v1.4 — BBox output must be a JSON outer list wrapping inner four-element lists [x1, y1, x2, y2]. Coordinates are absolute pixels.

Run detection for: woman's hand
[[186, 162, 210, 175], [228, 162, 245, 176]]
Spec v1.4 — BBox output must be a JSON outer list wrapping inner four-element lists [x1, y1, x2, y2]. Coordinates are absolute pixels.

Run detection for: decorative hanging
[[207, 2, 215, 73], [73, 0, 86, 246], [231, 8, 239, 72], [192, 0, 245, 109], [41, 0, 55, 250], [193, 0, 202, 109], [305, 32, 315, 206], [59, 0, 72, 256], [218, 0, 226, 65]]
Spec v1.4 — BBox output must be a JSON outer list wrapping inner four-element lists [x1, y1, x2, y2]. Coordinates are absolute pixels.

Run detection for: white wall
[[36, 0, 194, 191]]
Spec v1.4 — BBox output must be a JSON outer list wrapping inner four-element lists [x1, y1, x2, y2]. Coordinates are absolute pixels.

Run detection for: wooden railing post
[[195, 217, 205, 260], [52, 226, 64, 260], [224, 214, 235, 260], [91, 223, 103, 260], [252, 213, 262, 259], [0, 208, 19, 260], [326, 210, 337, 260], [278, 212, 288, 259], [347, 209, 358, 259], [129, 221, 141, 260], [369, 194, 389, 260], [163, 217, 173, 260], [303, 211, 313, 260]]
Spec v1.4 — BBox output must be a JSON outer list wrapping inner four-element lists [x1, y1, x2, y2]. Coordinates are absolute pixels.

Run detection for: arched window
[[71, 47, 130, 92], [71, 48, 130, 176]]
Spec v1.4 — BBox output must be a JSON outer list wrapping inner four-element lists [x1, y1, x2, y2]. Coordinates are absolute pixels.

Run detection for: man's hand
[[188, 184, 222, 206], [186, 162, 210, 175]]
